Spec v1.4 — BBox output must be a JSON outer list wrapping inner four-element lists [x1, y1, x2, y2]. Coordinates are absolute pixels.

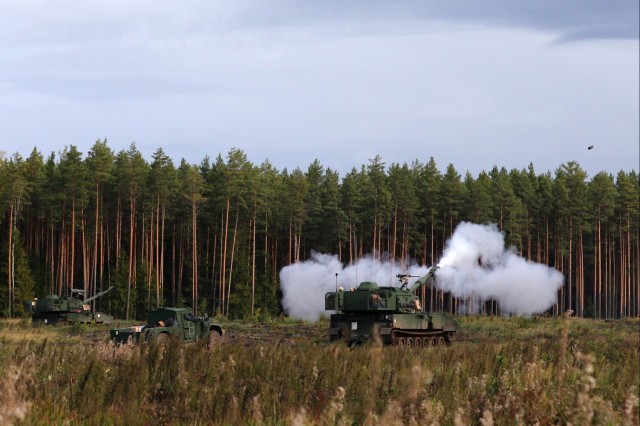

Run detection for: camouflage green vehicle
[[26, 286, 115, 325], [325, 267, 459, 347], [110, 307, 224, 346]]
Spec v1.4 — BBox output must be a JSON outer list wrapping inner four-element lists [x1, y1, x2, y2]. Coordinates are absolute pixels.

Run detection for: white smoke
[[279, 222, 564, 321], [279, 252, 429, 322], [435, 222, 564, 315]]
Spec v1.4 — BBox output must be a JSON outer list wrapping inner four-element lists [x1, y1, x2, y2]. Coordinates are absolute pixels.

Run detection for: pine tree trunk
[[7, 203, 13, 317], [619, 225, 625, 318], [71, 198, 76, 294], [273, 239, 278, 284], [527, 217, 532, 261], [626, 217, 631, 317], [156, 196, 161, 308], [636, 228, 639, 317], [192, 193, 198, 315], [219, 217, 224, 315], [337, 209, 342, 262], [81, 212, 88, 295], [172, 223, 176, 306], [211, 233, 217, 314], [595, 220, 601, 318], [99, 213, 105, 306], [568, 217, 573, 314], [116, 197, 121, 268], [126, 191, 135, 320], [50, 224, 55, 294], [178, 228, 184, 305], [251, 207, 256, 317], [94, 182, 100, 302], [226, 205, 239, 316], [222, 198, 230, 315], [58, 222, 65, 296], [613, 228, 625, 319], [288, 217, 292, 265], [392, 204, 397, 262], [349, 219, 354, 265], [430, 221, 435, 311], [143, 211, 150, 306], [160, 204, 166, 307], [579, 230, 584, 317], [605, 230, 609, 319], [264, 215, 268, 292], [373, 215, 377, 261]]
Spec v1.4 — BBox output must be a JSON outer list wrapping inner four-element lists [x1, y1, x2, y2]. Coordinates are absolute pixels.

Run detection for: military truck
[[325, 267, 459, 347], [110, 307, 224, 346], [26, 286, 115, 325]]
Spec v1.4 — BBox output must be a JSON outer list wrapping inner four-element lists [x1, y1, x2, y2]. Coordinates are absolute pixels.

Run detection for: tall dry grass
[[0, 316, 637, 425]]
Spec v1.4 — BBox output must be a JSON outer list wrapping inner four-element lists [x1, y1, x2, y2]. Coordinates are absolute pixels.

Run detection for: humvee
[[110, 307, 223, 346]]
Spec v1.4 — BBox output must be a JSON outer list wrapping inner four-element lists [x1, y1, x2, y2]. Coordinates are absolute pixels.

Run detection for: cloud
[[0, 2, 637, 177], [224, 1, 640, 41]]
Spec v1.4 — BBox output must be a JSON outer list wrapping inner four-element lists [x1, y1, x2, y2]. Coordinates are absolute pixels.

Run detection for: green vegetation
[[0, 316, 637, 425], [0, 143, 638, 320]]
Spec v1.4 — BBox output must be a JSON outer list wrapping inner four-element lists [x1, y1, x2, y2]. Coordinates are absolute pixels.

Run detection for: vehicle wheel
[[207, 330, 222, 349], [430, 337, 438, 346], [406, 337, 414, 347], [422, 337, 430, 347], [437, 336, 446, 346], [414, 337, 422, 348], [397, 337, 406, 346]]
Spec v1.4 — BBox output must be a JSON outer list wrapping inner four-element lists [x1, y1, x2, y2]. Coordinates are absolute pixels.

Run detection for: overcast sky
[[1, 1, 638, 179]]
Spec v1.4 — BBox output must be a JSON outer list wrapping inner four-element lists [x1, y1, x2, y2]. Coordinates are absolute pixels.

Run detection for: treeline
[[0, 140, 638, 320]]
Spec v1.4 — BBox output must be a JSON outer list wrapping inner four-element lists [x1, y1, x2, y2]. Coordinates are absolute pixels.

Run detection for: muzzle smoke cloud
[[435, 222, 564, 315], [279, 252, 429, 322], [279, 222, 564, 321]]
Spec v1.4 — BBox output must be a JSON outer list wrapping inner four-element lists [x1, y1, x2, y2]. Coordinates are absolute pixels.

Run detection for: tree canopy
[[0, 141, 638, 320]]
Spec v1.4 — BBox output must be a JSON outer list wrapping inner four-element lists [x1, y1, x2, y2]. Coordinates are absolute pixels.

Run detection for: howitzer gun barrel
[[84, 286, 115, 303], [408, 266, 439, 293]]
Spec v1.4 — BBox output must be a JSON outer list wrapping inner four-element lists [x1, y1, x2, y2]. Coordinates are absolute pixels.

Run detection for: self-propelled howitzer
[[26, 286, 115, 325], [325, 267, 459, 347]]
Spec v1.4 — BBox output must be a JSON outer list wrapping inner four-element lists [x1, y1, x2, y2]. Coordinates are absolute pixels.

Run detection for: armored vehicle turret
[[26, 286, 115, 325], [325, 267, 459, 347]]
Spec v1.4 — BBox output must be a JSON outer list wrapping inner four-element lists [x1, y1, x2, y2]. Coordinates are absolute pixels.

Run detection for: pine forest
[[0, 140, 638, 321]]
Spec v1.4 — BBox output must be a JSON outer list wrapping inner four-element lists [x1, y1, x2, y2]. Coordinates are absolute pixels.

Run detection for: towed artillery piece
[[110, 307, 224, 347], [26, 286, 115, 325], [325, 267, 459, 347]]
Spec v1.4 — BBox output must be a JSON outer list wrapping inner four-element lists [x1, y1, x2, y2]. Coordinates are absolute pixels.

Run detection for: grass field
[[0, 316, 638, 425]]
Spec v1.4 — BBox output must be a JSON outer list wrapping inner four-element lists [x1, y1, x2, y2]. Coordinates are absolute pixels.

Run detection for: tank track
[[389, 330, 453, 347]]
